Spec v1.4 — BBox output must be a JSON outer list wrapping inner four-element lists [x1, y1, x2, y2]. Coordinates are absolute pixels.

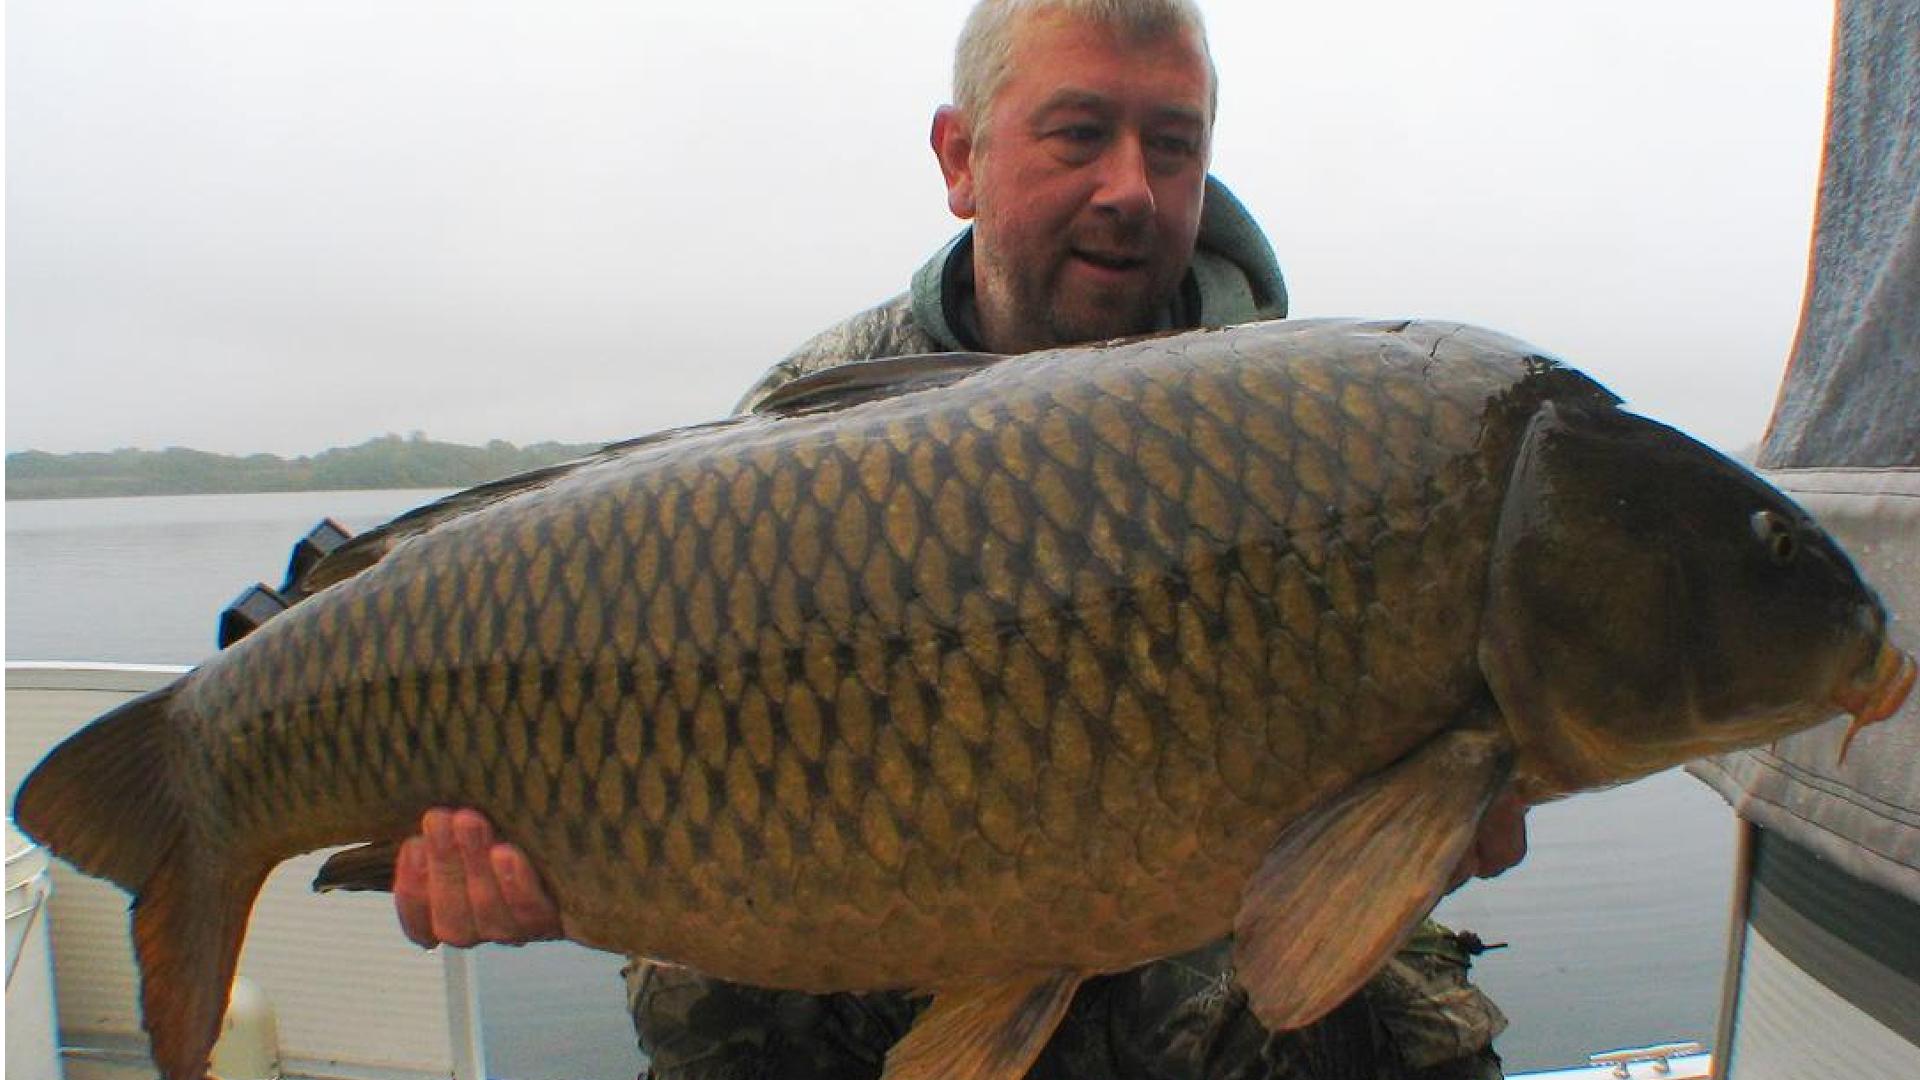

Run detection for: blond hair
[[952, 0, 1217, 131]]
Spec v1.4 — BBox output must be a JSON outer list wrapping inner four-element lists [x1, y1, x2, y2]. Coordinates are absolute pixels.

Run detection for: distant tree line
[[5, 433, 602, 500]]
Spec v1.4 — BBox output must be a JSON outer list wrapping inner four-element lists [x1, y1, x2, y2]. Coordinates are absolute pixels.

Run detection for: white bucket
[[7, 823, 63, 1080]]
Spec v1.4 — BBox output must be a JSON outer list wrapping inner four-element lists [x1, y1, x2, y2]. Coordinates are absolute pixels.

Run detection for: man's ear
[[931, 105, 977, 220]]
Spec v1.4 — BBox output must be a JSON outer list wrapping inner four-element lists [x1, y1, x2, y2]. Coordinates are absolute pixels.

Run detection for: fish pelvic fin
[[136, 847, 274, 1080], [882, 971, 1083, 1080], [12, 684, 186, 892], [313, 840, 402, 893], [1232, 728, 1511, 1032]]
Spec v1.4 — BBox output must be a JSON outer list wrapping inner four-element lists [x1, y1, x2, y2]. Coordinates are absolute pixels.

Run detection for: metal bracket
[[1588, 1042, 1705, 1078]]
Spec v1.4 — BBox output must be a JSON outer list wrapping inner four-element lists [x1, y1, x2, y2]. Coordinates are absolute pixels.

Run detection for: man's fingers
[[1473, 795, 1529, 880], [394, 837, 439, 948], [453, 810, 523, 942], [424, 808, 482, 947], [1445, 795, 1531, 894], [397, 807, 557, 948], [492, 845, 564, 940]]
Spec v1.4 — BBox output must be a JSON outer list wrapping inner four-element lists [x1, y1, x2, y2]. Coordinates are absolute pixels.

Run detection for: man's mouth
[[1072, 249, 1148, 272]]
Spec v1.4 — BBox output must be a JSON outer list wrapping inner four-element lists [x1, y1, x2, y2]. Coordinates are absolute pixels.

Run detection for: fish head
[[1478, 400, 1913, 798]]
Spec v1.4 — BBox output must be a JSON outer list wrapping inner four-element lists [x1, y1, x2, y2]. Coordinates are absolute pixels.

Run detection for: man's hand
[[394, 808, 563, 948], [1449, 793, 1530, 891]]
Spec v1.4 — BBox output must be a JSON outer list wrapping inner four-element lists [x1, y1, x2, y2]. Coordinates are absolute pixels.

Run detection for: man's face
[[934, 11, 1213, 354]]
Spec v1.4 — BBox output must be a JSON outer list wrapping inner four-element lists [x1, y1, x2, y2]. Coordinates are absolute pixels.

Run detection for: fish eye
[[1749, 510, 1797, 565]]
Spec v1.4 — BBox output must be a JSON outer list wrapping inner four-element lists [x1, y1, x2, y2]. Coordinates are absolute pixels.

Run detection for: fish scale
[[19, 317, 1911, 1080]]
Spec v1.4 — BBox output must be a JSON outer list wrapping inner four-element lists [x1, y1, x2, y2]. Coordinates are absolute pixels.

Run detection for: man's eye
[[1046, 125, 1107, 163], [1147, 135, 1198, 159]]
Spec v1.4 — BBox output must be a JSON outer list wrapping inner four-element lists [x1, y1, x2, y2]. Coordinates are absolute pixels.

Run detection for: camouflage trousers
[[624, 922, 1506, 1080]]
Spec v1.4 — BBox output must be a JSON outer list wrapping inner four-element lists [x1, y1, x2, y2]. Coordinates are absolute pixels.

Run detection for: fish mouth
[[1831, 640, 1917, 763]]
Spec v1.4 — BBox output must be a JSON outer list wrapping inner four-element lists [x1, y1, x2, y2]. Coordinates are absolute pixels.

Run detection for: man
[[396, 2, 1526, 1077]]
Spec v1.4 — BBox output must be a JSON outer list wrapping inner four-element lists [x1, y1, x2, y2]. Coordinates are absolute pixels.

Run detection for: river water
[[4, 489, 1740, 1075]]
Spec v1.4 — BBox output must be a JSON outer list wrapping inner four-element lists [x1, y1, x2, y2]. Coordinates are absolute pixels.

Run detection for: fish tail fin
[[136, 848, 273, 1080], [313, 840, 402, 892], [13, 683, 273, 1080], [13, 685, 186, 891]]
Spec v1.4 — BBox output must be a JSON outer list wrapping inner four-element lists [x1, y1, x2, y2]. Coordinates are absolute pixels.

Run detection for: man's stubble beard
[[980, 232, 1179, 352]]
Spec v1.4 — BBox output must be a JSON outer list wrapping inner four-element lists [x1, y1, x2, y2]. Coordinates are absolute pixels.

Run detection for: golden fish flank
[[13, 317, 1914, 1080]]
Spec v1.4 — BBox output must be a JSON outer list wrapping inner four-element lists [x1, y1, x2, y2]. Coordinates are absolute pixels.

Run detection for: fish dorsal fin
[[292, 460, 580, 594], [297, 355, 1002, 595], [883, 971, 1082, 1080], [293, 417, 753, 596], [752, 352, 1008, 417], [1232, 728, 1510, 1032]]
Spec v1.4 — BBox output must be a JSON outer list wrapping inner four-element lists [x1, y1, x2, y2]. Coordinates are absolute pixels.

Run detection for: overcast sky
[[6, 1, 1834, 457]]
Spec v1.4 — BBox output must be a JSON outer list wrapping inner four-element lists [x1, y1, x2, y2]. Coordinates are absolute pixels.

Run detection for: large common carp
[[14, 318, 1914, 1080]]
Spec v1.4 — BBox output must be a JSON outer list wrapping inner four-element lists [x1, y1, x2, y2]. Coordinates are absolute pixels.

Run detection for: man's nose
[[1092, 133, 1156, 220]]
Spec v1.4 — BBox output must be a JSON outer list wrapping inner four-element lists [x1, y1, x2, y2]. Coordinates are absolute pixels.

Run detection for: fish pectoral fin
[[313, 840, 403, 893], [882, 971, 1083, 1080], [1232, 728, 1511, 1032]]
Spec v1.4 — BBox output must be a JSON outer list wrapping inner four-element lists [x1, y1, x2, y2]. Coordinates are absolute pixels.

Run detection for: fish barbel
[[13, 318, 1913, 1080]]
